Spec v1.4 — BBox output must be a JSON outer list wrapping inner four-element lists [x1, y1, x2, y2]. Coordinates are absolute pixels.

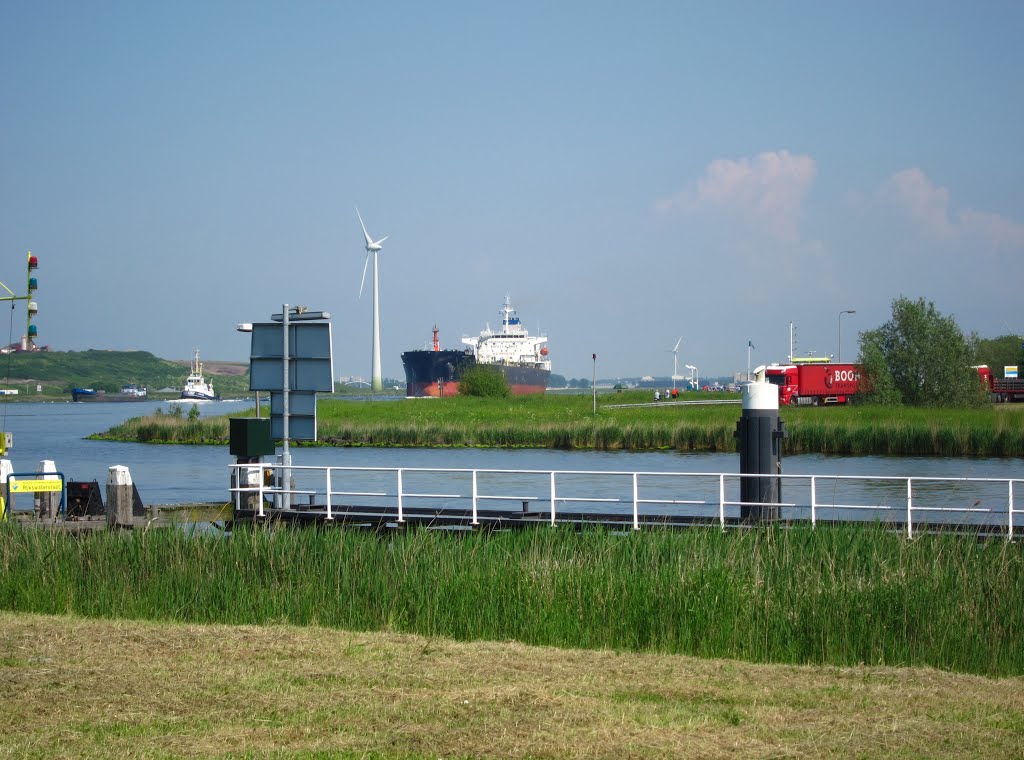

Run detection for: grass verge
[[2, 612, 1023, 758]]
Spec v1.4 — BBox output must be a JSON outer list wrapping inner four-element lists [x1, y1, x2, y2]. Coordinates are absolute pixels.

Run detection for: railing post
[[397, 469, 404, 524], [632, 472, 639, 531], [719, 474, 725, 530], [471, 470, 479, 526], [257, 467, 265, 518], [1009, 480, 1015, 542], [325, 468, 333, 521], [549, 471, 556, 527], [810, 475, 816, 528], [906, 478, 913, 540]]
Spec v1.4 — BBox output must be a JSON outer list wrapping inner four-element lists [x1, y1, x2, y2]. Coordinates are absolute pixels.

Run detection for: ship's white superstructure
[[461, 295, 551, 370], [180, 348, 217, 401]]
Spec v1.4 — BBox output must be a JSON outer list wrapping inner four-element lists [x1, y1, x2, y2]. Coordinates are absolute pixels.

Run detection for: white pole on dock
[[35, 460, 59, 521], [106, 465, 134, 529]]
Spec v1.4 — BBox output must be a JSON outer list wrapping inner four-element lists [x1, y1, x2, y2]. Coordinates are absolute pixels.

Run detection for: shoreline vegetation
[[92, 390, 1024, 457], [3, 523, 1022, 677]]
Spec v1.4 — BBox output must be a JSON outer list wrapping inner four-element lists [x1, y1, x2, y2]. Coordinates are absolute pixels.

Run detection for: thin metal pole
[[397, 469, 404, 523], [325, 468, 333, 521], [282, 304, 291, 510], [906, 478, 913, 539], [1009, 480, 1014, 542], [838, 310, 855, 363], [257, 467, 265, 518], [719, 474, 725, 529], [472, 470, 479, 526], [549, 471, 556, 526], [810, 475, 816, 528], [632, 472, 639, 531], [592, 353, 597, 416]]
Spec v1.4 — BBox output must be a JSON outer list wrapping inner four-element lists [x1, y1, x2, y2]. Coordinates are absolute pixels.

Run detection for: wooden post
[[106, 465, 134, 529], [35, 460, 59, 522]]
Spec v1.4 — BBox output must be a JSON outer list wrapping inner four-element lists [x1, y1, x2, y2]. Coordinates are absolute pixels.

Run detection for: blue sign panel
[[249, 322, 334, 392]]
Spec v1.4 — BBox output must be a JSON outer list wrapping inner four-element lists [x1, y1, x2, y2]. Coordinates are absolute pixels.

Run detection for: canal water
[[0, 399, 1021, 508]]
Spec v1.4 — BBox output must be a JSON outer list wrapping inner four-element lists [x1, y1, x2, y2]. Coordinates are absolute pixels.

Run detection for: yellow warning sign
[[10, 479, 63, 493]]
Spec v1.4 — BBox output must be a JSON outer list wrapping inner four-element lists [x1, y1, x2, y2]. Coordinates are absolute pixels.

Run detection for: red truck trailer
[[975, 365, 1024, 402], [761, 362, 861, 406]]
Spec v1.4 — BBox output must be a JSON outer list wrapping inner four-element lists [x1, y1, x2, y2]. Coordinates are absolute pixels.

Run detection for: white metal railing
[[228, 464, 1024, 540]]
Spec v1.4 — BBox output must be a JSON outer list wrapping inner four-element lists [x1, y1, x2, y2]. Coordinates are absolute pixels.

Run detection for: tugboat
[[401, 295, 551, 397], [180, 349, 217, 401]]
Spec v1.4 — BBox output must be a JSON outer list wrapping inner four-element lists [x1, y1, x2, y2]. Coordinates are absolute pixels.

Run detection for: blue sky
[[2, 2, 1022, 381]]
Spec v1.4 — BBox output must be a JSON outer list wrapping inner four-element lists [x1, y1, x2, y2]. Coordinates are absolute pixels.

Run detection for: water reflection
[[1, 401, 1020, 513]]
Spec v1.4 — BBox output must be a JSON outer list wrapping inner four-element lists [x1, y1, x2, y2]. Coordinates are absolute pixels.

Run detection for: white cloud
[[877, 168, 1024, 249], [658, 150, 816, 242], [958, 208, 1024, 249], [876, 168, 955, 238]]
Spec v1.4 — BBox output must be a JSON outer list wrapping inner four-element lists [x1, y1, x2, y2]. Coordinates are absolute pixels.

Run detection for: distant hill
[[0, 349, 250, 396]]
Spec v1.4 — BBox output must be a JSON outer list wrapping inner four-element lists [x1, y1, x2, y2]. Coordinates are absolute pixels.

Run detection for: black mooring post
[[734, 382, 786, 523]]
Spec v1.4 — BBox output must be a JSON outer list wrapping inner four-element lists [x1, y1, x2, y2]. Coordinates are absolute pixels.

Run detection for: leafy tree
[[458, 364, 510, 398], [857, 296, 985, 407], [974, 334, 1024, 375], [188, 404, 201, 422], [856, 340, 901, 405]]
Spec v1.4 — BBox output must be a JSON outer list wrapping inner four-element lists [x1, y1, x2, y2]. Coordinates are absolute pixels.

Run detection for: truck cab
[[761, 364, 799, 405]]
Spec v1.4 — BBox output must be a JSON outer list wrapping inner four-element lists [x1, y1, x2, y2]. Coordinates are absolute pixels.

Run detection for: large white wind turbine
[[356, 207, 389, 392], [670, 336, 683, 391]]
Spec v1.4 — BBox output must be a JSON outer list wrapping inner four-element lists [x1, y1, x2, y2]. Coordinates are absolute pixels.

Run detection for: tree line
[[858, 296, 1022, 407]]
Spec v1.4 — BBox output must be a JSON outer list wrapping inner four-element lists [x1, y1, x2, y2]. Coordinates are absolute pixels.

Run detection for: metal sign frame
[[4, 471, 66, 519], [249, 322, 334, 392]]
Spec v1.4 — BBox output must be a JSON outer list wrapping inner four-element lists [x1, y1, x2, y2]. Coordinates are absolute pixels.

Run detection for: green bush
[[458, 364, 510, 398]]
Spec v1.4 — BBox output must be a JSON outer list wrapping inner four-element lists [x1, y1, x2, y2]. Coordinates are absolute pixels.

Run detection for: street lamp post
[[838, 310, 856, 363], [236, 323, 258, 417]]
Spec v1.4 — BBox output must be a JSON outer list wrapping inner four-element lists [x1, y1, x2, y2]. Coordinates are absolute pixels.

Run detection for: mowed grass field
[[98, 391, 1024, 457], [3, 612, 1023, 759]]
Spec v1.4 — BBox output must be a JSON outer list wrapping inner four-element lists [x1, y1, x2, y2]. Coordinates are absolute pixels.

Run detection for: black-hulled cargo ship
[[402, 296, 551, 397], [71, 384, 148, 403]]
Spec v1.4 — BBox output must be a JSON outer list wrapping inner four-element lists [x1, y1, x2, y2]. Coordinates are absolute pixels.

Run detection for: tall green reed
[[2, 523, 1021, 675]]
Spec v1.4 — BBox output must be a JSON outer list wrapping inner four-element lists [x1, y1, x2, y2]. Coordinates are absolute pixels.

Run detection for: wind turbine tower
[[356, 207, 389, 392], [670, 336, 683, 391]]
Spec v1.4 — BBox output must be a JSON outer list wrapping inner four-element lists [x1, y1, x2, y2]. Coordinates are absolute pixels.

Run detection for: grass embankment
[[4, 613, 1023, 759], [0, 348, 253, 397], [2, 523, 1022, 677], [96, 390, 1024, 456]]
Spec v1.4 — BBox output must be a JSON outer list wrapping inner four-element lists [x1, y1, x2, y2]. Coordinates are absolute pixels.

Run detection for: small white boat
[[180, 349, 217, 401]]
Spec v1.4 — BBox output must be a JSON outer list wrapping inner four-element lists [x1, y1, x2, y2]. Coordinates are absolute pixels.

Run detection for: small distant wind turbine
[[356, 207, 389, 392], [670, 336, 683, 391]]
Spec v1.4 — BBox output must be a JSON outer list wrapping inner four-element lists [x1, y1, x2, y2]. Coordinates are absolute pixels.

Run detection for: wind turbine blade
[[355, 206, 373, 247], [358, 252, 370, 299], [374, 235, 390, 247], [673, 337, 682, 353]]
